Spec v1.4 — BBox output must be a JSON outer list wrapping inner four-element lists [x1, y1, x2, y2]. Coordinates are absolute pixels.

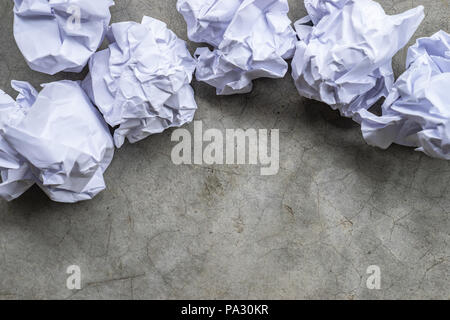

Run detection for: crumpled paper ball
[[0, 80, 114, 203], [177, 0, 243, 47], [357, 31, 450, 160], [291, 0, 424, 118], [82, 16, 198, 148], [13, 0, 114, 75], [177, 0, 297, 95]]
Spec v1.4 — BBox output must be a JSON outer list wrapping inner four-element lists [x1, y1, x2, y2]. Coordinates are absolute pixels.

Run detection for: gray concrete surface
[[0, 0, 449, 300]]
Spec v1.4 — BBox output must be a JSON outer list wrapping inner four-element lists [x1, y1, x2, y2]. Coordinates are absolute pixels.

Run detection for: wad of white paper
[[177, 0, 297, 95], [0, 80, 114, 203], [357, 31, 450, 160], [83, 16, 198, 148], [13, 0, 114, 75], [291, 0, 424, 118]]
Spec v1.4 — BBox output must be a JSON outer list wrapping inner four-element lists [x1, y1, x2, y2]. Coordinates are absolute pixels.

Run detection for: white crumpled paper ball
[[357, 31, 450, 160], [291, 0, 424, 118], [83, 16, 198, 148], [0, 80, 114, 203], [13, 0, 114, 75], [177, 0, 297, 95]]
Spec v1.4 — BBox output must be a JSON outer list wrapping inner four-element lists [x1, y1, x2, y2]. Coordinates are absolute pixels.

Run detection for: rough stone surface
[[0, 0, 448, 300]]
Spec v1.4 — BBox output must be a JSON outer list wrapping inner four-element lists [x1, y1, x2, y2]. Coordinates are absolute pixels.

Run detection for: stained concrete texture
[[0, 0, 449, 300]]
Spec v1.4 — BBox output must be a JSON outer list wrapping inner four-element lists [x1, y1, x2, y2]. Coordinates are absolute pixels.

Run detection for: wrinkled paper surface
[[0, 80, 114, 203], [83, 16, 197, 148], [357, 31, 450, 159], [13, 0, 114, 75], [291, 0, 424, 117], [177, 0, 297, 95]]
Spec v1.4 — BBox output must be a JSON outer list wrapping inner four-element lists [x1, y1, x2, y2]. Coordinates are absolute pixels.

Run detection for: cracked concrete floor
[[0, 0, 449, 300]]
